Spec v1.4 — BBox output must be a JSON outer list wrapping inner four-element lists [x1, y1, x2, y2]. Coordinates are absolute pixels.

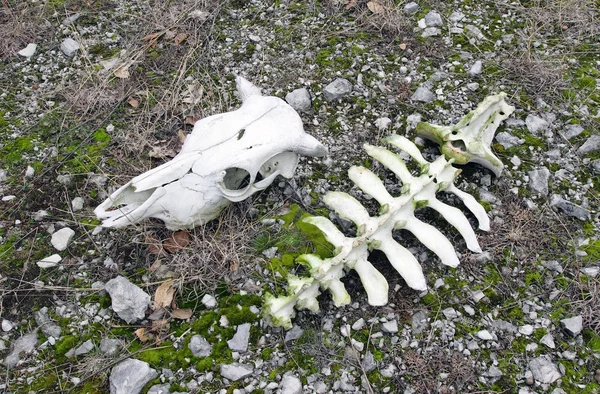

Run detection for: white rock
[[60, 38, 80, 57], [220, 363, 253, 381], [525, 115, 549, 135], [560, 315, 583, 336], [528, 356, 561, 384], [201, 294, 217, 308], [449, 11, 465, 22], [72, 197, 84, 212], [2, 319, 15, 332], [227, 323, 251, 352], [323, 78, 353, 101], [581, 266, 599, 277], [528, 167, 550, 195], [381, 320, 398, 333], [411, 87, 435, 103], [404, 2, 419, 15], [25, 166, 35, 178], [188, 335, 212, 357], [18, 43, 37, 58], [285, 88, 312, 112], [51, 227, 75, 251], [476, 330, 493, 340], [37, 254, 62, 268], [109, 358, 158, 394], [105, 276, 151, 324], [422, 27, 440, 38], [424, 11, 443, 27], [375, 117, 392, 130], [280, 374, 302, 394], [4, 330, 37, 368], [540, 333, 555, 349], [2, 195, 16, 201], [468, 60, 482, 76], [519, 325, 534, 336]]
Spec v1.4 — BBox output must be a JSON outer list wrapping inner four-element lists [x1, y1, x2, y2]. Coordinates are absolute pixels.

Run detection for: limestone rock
[[560, 315, 583, 336], [105, 276, 151, 323], [109, 359, 158, 394], [34, 307, 62, 338], [18, 43, 37, 58], [411, 87, 435, 103], [285, 88, 312, 112], [528, 167, 550, 196], [60, 38, 80, 57], [189, 334, 212, 357], [280, 374, 302, 394], [529, 356, 561, 384], [4, 330, 38, 368], [51, 227, 75, 251], [220, 363, 254, 381], [323, 78, 353, 101], [577, 134, 600, 155]]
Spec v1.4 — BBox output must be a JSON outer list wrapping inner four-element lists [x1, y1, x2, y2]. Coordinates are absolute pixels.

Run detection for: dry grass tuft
[[355, 0, 410, 37], [0, 3, 46, 59], [500, 53, 568, 99]]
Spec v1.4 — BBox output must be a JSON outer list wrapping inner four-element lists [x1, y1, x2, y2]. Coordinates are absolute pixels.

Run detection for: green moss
[[55, 336, 78, 358], [196, 357, 214, 371], [260, 348, 274, 360], [315, 49, 332, 67]]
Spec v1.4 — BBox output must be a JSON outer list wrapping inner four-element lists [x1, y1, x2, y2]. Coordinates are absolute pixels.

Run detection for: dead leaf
[[113, 64, 130, 79], [173, 33, 189, 45], [177, 130, 187, 145], [399, 43, 407, 50], [128, 98, 139, 108], [164, 30, 176, 40], [345, 0, 358, 10], [182, 84, 204, 105], [230, 260, 240, 272], [163, 231, 190, 253], [367, 1, 385, 14], [171, 308, 193, 319], [134, 327, 154, 342], [184, 116, 197, 126], [142, 32, 162, 42], [152, 319, 169, 332], [149, 145, 177, 159], [154, 280, 176, 309], [146, 235, 162, 254]]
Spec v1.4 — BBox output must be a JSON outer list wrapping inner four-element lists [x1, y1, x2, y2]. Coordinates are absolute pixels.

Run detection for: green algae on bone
[[417, 93, 515, 176]]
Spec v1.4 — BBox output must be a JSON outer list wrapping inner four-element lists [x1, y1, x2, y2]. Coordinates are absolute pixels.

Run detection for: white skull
[[95, 76, 327, 230]]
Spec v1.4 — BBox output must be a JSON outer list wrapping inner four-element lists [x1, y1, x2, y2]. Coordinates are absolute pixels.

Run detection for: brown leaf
[[345, 0, 358, 10], [134, 327, 154, 342], [113, 64, 130, 79], [149, 259, 162, 272], [146, 235, 162, 254], [177, 130, 187, 145], [164, 30, 176, 40], [230, 260, 240, 272], [128, 98, 139, 108], [171, 308, 193, 319], [154, 280, 176, 309], [184, 116, 197, 126], [142, 32, 163, 42], [173, 33, 189, 46], [367, 1, 385, 14], [152, 319, 169, 332], [163, 231, 190, 253]]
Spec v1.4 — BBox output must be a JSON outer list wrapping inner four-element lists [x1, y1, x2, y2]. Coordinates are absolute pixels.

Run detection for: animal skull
[[95, 76, 327, 230]]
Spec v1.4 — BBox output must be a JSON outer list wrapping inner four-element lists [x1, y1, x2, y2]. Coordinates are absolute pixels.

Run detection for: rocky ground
[[0, 0, 599, 393]]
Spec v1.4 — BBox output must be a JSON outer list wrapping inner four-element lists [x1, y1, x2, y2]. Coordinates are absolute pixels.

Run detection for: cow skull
[[95, 76, 327, 230]]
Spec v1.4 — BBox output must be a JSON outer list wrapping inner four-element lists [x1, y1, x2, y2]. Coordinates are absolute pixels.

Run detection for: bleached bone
[[263, 136, 489, 328], [95, 76, 327, 230], [416, 93, 514, 176]]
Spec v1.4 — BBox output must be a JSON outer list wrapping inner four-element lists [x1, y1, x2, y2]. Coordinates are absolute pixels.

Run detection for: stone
[[591, 160, 600, 174], [25, 165, 35, 178], [4, 330, 38, 368], [422, 27, 440, 38], [424, 11, 443, 27], [411, 87, 435, 103], [468, 60, 482, 76], [495, 132, 522, 148], [18, 43, 37, 58], [285, 88, 312, 112], [466, 82, 479, 91], [33, 210, 50, 221], [541, 260, 563, 273], [404, 2, 419, 15], [486, 365, 503, 378], [562, 124, 584, 139], [560, 315, 583, 336], [105, 276, 151, 323], [528, 167, 550, 195], [490, 320, 517, 333], [60, 38, 80, 57], [34, 307, 62, 338], [465, 24, 486, 40], [411, 310, 429, 335], [36, 254, 62, 268], [442, 307, 459, 320], [449, 11, 465, 22], [72, 197, 84, 212], [2, 319, 15, 332], [109, 358, 158, 394], [528, 356, 561, 384], [148, 384, 170, 394], [476, 330, 493, 340], [375, 117, 392, 131], [51, 227, 75, 251], [525, 115, 549, 136], [280, 374, 302, 394], [363, 351, 377, 372], [72, 339, 94, 356], [323, 78, 353, 101], [550, 195, 591, 221], [381, 320, 398, 333], [519, 325, 534, 336], [581, 266, 600, 277], [189, 334, 212, 357], [100, 338, 122, 356], [577, 134, 600, 155], [351, 318, 365, 331], [284, 325, 304, 342], [201, 294, 217, 308], [227, 323, 250, 352], [220, 363, 253, 381]]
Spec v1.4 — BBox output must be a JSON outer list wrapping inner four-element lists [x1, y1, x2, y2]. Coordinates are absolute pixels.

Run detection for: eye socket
[[450, 139, 467, 151], [222, 167, 250, 190]]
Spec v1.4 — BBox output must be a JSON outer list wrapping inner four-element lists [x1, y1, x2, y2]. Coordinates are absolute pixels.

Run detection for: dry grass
[[355, 0, 411, 37], [0, 2, 46, 59]]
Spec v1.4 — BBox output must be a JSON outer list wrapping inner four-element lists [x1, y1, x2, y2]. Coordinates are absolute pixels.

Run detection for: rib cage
[[263, 135, 490, 329]]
